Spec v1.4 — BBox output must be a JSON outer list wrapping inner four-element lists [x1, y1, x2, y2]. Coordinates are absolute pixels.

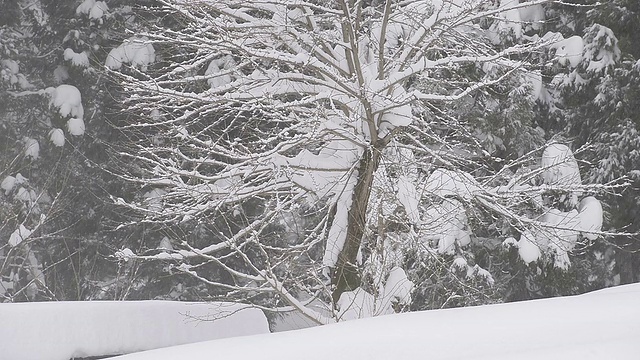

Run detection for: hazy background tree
[[0, 0, 162, 302], [533, 0, 640, 287]]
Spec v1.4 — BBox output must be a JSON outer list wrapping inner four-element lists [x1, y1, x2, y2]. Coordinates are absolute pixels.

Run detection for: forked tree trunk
[[331, 144, 383, 304]]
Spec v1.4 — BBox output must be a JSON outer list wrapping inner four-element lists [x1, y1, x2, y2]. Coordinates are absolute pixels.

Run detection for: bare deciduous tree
[[112, 0, 620, 323]]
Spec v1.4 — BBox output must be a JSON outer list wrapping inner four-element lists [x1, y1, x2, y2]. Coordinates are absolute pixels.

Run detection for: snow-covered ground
[[113, 284, 640, 360], [0, 301, 268, 360], [2, 285, 638, 360]]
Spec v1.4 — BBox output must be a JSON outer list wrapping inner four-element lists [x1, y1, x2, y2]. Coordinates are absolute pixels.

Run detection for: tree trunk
[[331, 145, 382, 304]]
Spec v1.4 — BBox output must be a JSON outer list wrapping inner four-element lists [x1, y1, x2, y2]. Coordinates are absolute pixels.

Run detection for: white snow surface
[[335, 269, 414, 321], [63, 48, 90, 67], [113, 284, 640, 360], [76, 0, 109, 19], [578, 196, 603, 240], [425, 168, 481, 199], [396, 175, 420, 224], [0, 301, 268, 360], [106, 37, 156, 70], [382, 267, 413, 306], [517, 230, 541, 264], [8, 224, 32, 247], [1, 175, 16, 194], [49, 128, 65, 146], [541, 144, 581, 206], [422, 198, 471, 254], [67, 117, 86, 136], [552, 35, 584, 68], [515, 202, 601, 268], [23, 137, 40, 159], [48, 84, 84, 119], [206, 56, 235, 88]]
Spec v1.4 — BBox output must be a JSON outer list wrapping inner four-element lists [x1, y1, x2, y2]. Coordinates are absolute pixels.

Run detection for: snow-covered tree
[[537, 0, 640, 285], [112, 0, 619, 322], [0, 0, 158, 302]]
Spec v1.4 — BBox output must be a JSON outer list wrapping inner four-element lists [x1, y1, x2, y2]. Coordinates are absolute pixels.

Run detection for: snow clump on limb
[[397, 175, 420, 224], [1, 59, 31, 89], [105, 37, 156, 71], [115, 248, 136, 261], [46, 84, 86, 136], [274, 138, 363, 270], [507, 144, 604, 269], [487, 0, 523, 44], [76, 0, 109, 20], [540, 143, 581, 206], [336, 288, 376, 321], [577, 197, 603, 241], [538, 209, 581, 269], [551, 36, 584, 68], [48, 84, 84, 119], [206, 56, 235, 89], [381, 267, 414, 309], [512, 204, 600, 269], [425, 168, 481, 199], [541, 144, 581, 186], [0, 59, 19, 75], [63, 48, 90, 68], [486, 0, 545, 44], [582, 24, 621, 73], [422, 199, 471, 255], [1, 173, 27, 196], [143, 188, 168, 213], [544, 25, 616, 71], [53, 66, 70, 83], [1, 176, 17, 195], [337, 268, 414, 321], [450, 257, 496, 286], [24, 137, 40, 159], [517, 231, 541, 264], [8, 224, 32, 247], [421, 168, 477, 254], [49, 128, 65, 147], [67, 118, 86, 136]]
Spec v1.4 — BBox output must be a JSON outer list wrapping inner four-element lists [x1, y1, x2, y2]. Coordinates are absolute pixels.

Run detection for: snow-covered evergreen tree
[[541, 0, 640, 285], [0, 0, 155, 302]]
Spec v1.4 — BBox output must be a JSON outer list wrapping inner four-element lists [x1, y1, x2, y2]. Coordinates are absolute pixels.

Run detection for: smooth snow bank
[[114, 284, 640, 360], [0, 301, 268, 360]]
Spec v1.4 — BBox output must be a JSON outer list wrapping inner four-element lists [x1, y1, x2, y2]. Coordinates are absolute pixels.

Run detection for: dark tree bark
[[331, 144, 383, 304]]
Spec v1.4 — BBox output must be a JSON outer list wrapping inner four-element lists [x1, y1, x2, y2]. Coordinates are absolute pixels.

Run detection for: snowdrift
[[114, 284, 640, 360], [0, 301, 268, 360]]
